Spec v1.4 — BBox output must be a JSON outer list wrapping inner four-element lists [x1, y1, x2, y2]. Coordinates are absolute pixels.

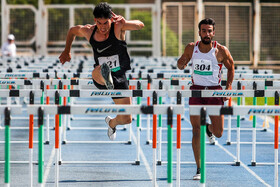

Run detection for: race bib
[[193, 59, 213, 75], [98, 55, 120, 72]]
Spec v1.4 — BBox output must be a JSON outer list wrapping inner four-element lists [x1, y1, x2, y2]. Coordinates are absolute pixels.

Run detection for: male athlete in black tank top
[[59, 2, 144, 141], [90, 22, 131, 91]]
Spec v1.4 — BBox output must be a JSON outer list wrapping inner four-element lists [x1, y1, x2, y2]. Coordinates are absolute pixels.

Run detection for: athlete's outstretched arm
[[111, 12, 144, 31], [221, 46, 235, 90], [59, 25, 87, 64], [177, 43, 194, 70]]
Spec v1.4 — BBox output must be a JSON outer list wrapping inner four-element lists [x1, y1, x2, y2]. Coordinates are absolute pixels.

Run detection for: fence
[[1, 0, 161, 57], [1, 0, 280, 67], [162, 1, 280, 68]]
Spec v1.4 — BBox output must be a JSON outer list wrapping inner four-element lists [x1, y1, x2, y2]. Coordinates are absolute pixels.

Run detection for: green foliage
[[165, 26, 179, 56], [45, 0, 125, 4], [232, 97, 275, 105], [6, 0, 126, 6], [182, 30, 194, 53], [229, 40, 250, 61], [130, 10, 151, 41]]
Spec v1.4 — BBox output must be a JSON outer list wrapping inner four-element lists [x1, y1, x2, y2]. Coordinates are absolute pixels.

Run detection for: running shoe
[[101, 63, 114, 90], [206, 123, 216, 144], [193, 168, 201, 180], [105, 116, 116, 140]]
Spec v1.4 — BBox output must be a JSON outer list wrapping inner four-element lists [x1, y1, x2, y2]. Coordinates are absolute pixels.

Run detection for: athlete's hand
[[111, 11, 126, 25], [223, 97, 230, 102], [223, 86, 232, 101], [59, 50, 71, 65]]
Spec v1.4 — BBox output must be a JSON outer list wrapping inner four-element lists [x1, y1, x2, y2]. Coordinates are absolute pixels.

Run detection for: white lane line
[[216, 142, 271, 187], [43, 145, 56, 186], [131, 128, 155, 185]]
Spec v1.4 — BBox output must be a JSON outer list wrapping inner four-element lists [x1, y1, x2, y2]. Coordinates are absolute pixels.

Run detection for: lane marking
[[216, 142, 271, 187], [131, 128, 156, 186], [43, 145, 56, 186]]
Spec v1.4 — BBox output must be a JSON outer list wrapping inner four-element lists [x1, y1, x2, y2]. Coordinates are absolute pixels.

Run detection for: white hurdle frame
[[27, 104, 184, 187], [189, 105, 279, 187]]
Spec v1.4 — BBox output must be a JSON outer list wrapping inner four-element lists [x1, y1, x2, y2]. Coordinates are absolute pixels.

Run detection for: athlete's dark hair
[[198, 18, 215, 31], [93, 2, 112, 19]]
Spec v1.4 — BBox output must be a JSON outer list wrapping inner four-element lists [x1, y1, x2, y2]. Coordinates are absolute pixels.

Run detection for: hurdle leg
[[136, 112, 141, 165], [62, 87, 67, 143], [29, 114, 34, 187], [226, 98, 232, 145], [236, 84, 241, 166], [274, 92, 279, 187], [176, 92, 182, 187], [157, 115, 162, 165], [5, 108, 11, 187], [251, 97, 257, 166], [176, 114, 181, 187], [55, 114, 60, 186], [46, 114, 50, 144], [167, 107, 173, 187], [146, 114, 151, 144], [38, 108, 44, 185], [45, 85, 50, 144], [263, 85, 268, 131], [62, 115, 67, 143], [200, 108, 207, 187], [152, 114, 157, 187], [136, 94, 141, 164], [67, 85, 72, 130], [236, 115, 241, 166], [127, 124, 132, 144], [157, 96, 163, 165]]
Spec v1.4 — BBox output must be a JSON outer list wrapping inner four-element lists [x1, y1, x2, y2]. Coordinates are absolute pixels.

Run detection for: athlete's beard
[[201, 37, 211, 45]]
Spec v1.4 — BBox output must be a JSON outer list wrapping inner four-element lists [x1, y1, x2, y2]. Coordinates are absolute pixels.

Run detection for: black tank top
[[89, 23, 131, 74]]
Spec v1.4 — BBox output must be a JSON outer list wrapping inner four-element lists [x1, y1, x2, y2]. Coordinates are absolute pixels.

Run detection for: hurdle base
[[126, 141, 132, 145], [251, 161, 256, 166], [226, 141, 231, 145], [44, 141, 50, 145], [146, 141, 150, 145], [235, 161, 240, 166], [62, 141, 67, 144], [261, 129, 267, 132], [67, 127, 71, 130], [157, 161, 162, 165], [135, 161, 140, 165]]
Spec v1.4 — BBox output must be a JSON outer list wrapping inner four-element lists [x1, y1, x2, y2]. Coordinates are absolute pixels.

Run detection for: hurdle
[[27, 104, 184, 187], [189, 104, 280, 187], [0, 106, 23, 187]]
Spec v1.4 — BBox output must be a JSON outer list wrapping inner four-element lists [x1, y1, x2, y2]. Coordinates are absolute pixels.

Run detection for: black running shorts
[[92, 73, 129, 99]]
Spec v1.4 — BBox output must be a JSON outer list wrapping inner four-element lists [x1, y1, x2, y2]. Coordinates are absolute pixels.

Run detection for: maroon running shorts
[[189, 85, 224, 105]]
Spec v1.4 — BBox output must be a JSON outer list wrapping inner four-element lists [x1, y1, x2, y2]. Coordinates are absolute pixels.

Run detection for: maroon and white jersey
[[190, 41, 223, 86]]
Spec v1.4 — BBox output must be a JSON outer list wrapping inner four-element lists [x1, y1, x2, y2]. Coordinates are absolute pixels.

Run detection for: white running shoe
[[105, 116, 116, 140], [101, 63, 114, 90], [206, 123, 216, 144], [193, 168, 201, 180]]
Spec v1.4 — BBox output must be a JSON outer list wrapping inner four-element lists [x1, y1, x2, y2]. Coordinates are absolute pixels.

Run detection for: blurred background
[[1, 0, 280, 69]]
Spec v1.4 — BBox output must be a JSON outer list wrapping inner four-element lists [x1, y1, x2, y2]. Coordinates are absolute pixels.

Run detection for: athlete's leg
[[108, 97, 132, 129], [92, 66, 104, 85], [190, 115, 201, 169], [208, 115, 224, 138]]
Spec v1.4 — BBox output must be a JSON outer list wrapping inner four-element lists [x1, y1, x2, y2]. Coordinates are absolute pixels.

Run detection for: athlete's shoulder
[[185, 42, 195, 50], [81, 24, 95, 31], [216, 42, 232, 59], [216, 43, 228, 52]]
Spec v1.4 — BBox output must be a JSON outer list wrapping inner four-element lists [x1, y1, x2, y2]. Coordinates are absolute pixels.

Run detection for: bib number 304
[[193, 59, 213, 75]]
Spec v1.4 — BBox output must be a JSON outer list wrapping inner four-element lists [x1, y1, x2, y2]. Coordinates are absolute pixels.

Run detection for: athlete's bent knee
[[214, 130, 223, 138], [123, 115, 132, 124]]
